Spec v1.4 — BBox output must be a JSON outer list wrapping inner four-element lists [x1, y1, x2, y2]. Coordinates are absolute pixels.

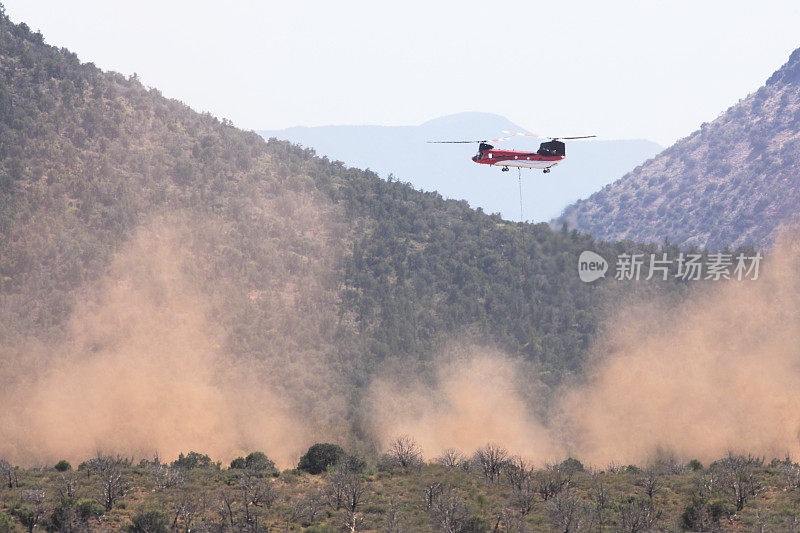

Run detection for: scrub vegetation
[[0, 5, 795, 532], [2, 447, 800, 532]]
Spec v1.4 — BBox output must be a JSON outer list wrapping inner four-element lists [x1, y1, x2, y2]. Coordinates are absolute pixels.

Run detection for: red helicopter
[[428, 131, 596, 173]]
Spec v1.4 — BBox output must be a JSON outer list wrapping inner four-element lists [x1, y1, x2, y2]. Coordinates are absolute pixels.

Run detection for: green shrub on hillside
[[298, 443, 346, 474]]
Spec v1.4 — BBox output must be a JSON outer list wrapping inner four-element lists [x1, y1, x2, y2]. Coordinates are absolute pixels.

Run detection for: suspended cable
[[516, 167, 537, 361], [518, 166, 524, 224]]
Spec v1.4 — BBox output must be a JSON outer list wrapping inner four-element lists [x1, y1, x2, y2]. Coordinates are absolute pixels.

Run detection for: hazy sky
[[5, 1, 800, 146]]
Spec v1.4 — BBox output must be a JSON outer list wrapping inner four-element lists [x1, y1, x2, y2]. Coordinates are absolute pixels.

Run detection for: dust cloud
[[560, 235, 800, 465], [365, 345, 559, 462], [0, 218, 315, 468], [367, 235, 800, 467], [4, 213, 800, 469]]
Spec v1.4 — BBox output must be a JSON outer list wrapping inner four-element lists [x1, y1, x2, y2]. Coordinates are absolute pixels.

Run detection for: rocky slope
[[556, 47, 800, 250]]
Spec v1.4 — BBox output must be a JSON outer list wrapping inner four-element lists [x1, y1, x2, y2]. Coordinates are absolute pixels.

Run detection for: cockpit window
[[537, 140, 566, 157], [477, 142, 494, 160]]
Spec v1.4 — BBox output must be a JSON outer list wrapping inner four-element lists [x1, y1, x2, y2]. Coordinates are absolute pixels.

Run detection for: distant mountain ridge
[[259, 113, 661, 222], [555, 47, 800, 250]]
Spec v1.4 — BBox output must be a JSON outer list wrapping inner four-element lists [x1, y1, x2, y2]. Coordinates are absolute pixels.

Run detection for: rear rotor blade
[[503, 130, 597, 141]]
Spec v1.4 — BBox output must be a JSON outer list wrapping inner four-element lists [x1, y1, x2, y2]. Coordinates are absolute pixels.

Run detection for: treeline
[[2, 441, 799, 532]]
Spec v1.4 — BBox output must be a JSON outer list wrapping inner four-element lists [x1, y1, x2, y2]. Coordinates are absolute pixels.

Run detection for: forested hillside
[[0, 4, 748, 463], [556, 46, 800, 250], [0, 4, 682, 400]]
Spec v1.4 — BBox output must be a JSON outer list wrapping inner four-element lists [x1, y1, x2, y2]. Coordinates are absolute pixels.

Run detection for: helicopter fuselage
[[472, 149, 563, 170]]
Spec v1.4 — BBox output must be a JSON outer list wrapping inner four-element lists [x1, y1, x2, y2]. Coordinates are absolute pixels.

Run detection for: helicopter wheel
[[543, 168, 551, 174], [502, 166, 509, 172]]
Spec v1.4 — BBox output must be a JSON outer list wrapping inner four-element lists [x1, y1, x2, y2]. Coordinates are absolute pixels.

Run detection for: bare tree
[[290, 497, 308, 523], [291, 490, 325, 524], [505, 456, 531, 491], [342, 508, 364, 533], [239, 474, 278, 525], [779, 457, 800, 491], [342, 473, 367, 514], [474, 443, 509, 483], [57, 470, 76, 500], [330, 473, 367, 533], [384, 497, 405, 533], [436, 448, 466, 469], [638, 465, 662, 502], [87, 454, 128, 512], [325, 470, 348, 510], [618, 497, 661, 533], [15, 488, 47, 533], [388, 436, 423, 469], [148, 456, 186, 490], [534, 463, 571, 501], [424, 482, 444, 510], [547, 487, 587, 533], [217, 489, 236, 529], [510, 476, 537, 517], [0, 459, 18, 488], [591, 472, 608, 531], [713, 453, 762, 511], [325, 468, 367, 515], [172, 490, 204, 533], [700, 470, 719, 496], [312, 494, 327, 523], [429, 485, 468, 533], [494, 507, 529, 533], [753, 502, 769, 533]]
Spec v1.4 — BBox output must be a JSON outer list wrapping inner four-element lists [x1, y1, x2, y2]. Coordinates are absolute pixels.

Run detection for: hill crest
[[556, 45, 800, 250]]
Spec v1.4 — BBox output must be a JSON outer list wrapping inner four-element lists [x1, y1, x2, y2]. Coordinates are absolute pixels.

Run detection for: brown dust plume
[[366, 345, 559, 461], [560, 235, 800, 465], [0, 219, 315, 468], [366, 237, 800, 467]]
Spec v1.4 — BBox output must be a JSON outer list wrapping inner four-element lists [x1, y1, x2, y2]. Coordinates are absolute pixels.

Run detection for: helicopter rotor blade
[[427, 136, 510, 144], [502, 130, 597, 141], [502, 130, 543, 138]]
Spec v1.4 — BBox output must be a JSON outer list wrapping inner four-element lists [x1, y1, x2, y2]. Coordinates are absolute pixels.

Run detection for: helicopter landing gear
[[501, 166, 509, 172], [543, 168, 551, 174]]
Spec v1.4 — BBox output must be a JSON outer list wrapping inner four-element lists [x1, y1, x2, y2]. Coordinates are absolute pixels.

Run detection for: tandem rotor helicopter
[[428, 130, 596, 173]]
